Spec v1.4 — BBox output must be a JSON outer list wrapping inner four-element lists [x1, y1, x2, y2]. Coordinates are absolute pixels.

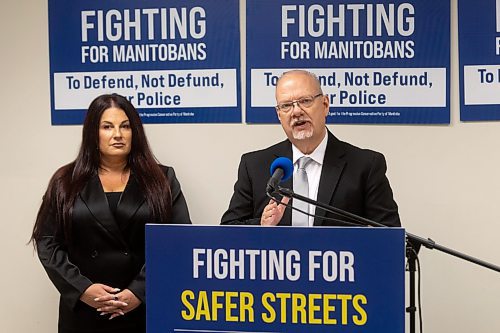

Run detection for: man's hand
[[260, 197, 290, 226]]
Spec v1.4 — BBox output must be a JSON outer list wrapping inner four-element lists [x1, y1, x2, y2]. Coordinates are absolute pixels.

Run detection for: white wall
[[2, 0, 500, 332]]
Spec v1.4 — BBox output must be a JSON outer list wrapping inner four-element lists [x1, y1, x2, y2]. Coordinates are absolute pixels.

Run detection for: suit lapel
[[273, 140, 293, 226], [115, 172, 146, 229], [79, 174, 126, 246], [313, 132, 346, 226]]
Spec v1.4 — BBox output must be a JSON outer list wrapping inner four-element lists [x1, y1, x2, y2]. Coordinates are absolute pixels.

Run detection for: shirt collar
[[292, 130, 328, 166]]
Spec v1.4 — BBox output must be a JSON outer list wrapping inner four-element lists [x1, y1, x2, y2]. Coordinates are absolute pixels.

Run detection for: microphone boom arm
[[277, 186, 386, 228], [277, 185, 500, 273]]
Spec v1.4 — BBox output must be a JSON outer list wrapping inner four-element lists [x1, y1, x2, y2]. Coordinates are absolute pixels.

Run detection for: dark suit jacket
[[37, 166, 191, 333], [221, 131, 400, 227]]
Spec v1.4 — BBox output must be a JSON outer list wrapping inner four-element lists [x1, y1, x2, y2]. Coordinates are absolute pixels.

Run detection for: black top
[[105, 192, 122, 217]]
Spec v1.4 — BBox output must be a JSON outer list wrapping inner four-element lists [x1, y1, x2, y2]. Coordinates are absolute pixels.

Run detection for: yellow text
[[181, 290, 254, 322], [261, 292, 367, 325]]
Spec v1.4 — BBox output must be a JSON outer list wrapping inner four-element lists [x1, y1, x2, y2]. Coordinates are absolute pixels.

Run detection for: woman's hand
[[80, 283, 128, 318], [97, 288, 142, 319]]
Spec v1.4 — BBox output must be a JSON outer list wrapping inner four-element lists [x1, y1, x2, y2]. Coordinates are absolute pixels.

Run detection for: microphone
[[266, 157, 293, 194]]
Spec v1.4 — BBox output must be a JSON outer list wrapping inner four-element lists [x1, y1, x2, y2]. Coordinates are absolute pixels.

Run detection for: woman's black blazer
[[36, 165, 191, 332]]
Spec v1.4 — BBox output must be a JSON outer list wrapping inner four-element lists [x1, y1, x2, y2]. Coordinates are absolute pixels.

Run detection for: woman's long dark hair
[[31, 94, 171, 243]]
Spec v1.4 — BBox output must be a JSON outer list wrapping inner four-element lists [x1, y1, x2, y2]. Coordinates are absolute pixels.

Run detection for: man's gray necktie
[[292, 157, 312, 226]]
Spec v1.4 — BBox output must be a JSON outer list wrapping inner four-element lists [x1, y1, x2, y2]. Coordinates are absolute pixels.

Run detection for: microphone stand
[[275, 186, 500, 333]]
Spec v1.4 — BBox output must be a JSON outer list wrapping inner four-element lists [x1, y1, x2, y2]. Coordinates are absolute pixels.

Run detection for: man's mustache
[[290, 118, 310, 126]]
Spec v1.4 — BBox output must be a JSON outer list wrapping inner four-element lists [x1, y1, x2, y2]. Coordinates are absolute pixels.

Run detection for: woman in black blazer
[[31, 94, 191, 333]]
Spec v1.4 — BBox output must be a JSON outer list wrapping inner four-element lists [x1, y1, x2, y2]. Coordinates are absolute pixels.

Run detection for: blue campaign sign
[[48, 0, 240, 125], [459, 0, 500, 121], [246, 0, 450, 124], [146, 225, 405, 333]]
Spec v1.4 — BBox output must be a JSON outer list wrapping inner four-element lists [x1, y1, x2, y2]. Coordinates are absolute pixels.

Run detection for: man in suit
[[221, 70, 400, 227]]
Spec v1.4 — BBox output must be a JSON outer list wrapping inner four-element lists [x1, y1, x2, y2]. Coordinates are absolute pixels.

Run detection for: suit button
[[123, 252, 129, 256], [91, 250, 98, 258]]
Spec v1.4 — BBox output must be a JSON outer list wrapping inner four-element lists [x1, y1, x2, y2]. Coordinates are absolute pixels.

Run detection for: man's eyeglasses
[[275, 93, 323, 113]]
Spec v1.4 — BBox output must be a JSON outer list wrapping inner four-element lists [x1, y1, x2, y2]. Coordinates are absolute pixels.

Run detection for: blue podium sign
[[146, 225, 405, 333], [48, 0, 241, 124], [246, 0, 450, 124]]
